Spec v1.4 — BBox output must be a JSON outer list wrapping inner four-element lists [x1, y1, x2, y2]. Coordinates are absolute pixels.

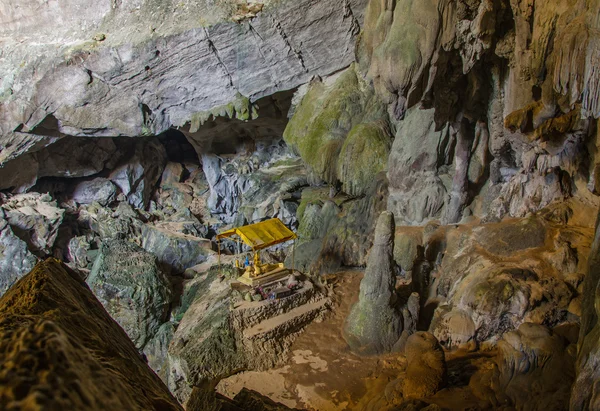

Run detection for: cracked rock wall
[[0, 0, 367, 158]]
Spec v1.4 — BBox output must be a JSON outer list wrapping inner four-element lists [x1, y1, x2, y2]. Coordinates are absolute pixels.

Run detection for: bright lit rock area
[[1, 0, 600, 410]]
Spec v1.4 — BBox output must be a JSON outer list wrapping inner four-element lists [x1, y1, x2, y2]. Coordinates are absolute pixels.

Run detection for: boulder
[[168, 266, 247, 402], [72, 177, 117, 206], [0, 212, 38, 296], [87, 238, 173, 349], [78, 202, 143, 240], [344, 211, 403, 354], [66, 235, 91, 269], [1, 192, 64, 255], [430, 308, 476, 350], [141, 223, 213, 274], [0, 259, 181, 410], [403, 332, 447, 399], [157, 183, 194, 211]]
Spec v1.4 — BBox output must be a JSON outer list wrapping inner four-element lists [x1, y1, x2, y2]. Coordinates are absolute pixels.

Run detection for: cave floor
[[217, 270, 497, 410]]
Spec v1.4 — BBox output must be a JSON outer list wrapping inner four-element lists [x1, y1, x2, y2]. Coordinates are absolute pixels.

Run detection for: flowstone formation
[[402, 332, 447, 399]]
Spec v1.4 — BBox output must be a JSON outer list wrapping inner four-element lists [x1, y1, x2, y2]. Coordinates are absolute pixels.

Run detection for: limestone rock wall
[[0, 0, 368, 152]]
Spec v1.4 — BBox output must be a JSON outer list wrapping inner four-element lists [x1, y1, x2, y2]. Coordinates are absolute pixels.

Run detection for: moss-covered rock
[[87, 238, 173, 350], [168, 265, 245, 402], [283, 65, 389, 192], [337, 121, 391, 196]]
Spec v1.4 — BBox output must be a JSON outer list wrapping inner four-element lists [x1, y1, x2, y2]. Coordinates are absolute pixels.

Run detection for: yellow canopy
[[216, 218, 297, 250]]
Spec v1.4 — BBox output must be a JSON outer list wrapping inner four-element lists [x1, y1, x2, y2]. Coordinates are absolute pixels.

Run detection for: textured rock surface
[[0, 0, 367, 149], [87, 238, 173, 349], [0, 211, 37, 296], [284, 65, 390, 194], [572, 208, 600, 410], [72, 177, 118, 206], [78, 201, 144, 240], [0, 259, 181, 410], [1, 193, 64, 255], [427, 214, 593, 347], [201, 144, 307, 225], [344, 211, 403, 354], [109, 138, 167, 209], [2, 0, 600, 408], [141, 222, 213, 274], [468, 323, 576, 410]]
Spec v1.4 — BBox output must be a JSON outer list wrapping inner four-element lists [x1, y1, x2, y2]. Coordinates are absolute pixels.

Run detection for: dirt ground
[[216, 270, 498, 410], [217, 270, 406, 410]]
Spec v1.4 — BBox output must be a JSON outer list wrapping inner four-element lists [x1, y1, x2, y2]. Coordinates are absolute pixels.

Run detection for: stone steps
[[243, 298, 329, 340], [231, 281, 318, 330]]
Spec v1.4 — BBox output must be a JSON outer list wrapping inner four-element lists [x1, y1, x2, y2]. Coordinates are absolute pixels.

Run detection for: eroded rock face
[[387, 107, 451, 225], [201, 144, 307, 225], [0, 137, 120, 192], [87, 238, 173, 349], [109, 138, 167, 209], [427, 214, 592, 347], [283, 65, 391, 195], [0, 259, 181, 410]]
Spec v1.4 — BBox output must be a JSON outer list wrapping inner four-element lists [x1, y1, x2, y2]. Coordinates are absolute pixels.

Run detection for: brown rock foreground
[[0, 258, 182, 410]]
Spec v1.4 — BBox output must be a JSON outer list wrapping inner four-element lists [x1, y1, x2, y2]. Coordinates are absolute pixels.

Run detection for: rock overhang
[[0, 0, 369, 164]]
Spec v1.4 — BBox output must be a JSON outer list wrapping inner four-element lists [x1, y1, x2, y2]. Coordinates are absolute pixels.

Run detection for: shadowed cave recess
[[1, 0, 600, 410]]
